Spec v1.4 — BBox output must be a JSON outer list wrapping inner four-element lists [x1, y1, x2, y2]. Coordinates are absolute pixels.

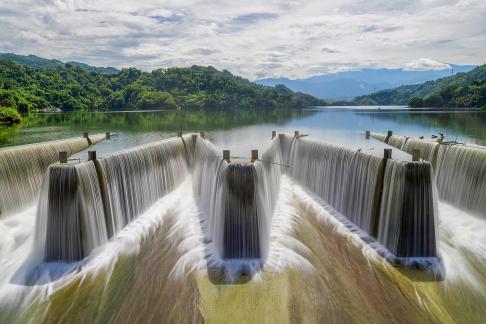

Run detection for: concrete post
[[106, 132, 111, 139], [412, 149, 420, 161], [88, 150, 97, 161], [223, 150, 230, 162], [272, 131, 276, 139], [177, 131, 182, 137], [294, 130, 300, 137], [59, 151, 68, 163], [251, 150, 258, 162], [365, 130, 370, 139], [384, 148, 392, 160], [200, 131, 205, 139]]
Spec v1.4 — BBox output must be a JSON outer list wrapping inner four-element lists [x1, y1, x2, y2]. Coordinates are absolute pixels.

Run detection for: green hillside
[[353, 64, 486, 108], [0, 58, 324, 125], [0, 53, 119, 74]]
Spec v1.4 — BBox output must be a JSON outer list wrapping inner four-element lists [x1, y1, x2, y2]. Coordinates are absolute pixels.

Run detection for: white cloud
[[0, 0, 484, 79], [405, 58, 451, 71]]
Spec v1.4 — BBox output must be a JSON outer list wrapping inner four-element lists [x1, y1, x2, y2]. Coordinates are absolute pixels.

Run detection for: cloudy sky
[[0, 0, 485, 79]]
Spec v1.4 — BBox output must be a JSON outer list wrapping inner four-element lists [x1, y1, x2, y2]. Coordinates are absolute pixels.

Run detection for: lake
[[2, 107, 486, 158]]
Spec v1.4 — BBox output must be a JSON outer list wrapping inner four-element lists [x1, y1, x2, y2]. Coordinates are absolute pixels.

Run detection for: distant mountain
[[0, 53, 119, 74], [256, 65, 476, 100], [353, 64, 486, 108]]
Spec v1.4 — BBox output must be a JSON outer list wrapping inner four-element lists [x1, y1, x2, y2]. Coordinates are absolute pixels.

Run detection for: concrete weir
[[0, 133, 107, 218], [368, 130, 486, 218], [33, 132, 441, 279], [281, 133, 440, 278]]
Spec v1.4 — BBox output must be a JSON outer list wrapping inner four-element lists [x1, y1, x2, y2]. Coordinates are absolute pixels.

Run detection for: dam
[[7, 132, 439, 270], [1, 126, 486, 322]]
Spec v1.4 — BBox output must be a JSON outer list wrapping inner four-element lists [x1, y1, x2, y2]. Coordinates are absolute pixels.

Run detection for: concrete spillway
[[0, 133, 106, 217], [279, 134, 439, 274], [370, 131, 486, 218], [30, 133, 440, 277]]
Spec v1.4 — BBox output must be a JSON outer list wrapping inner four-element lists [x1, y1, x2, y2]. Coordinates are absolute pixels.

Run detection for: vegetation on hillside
[[408, 80, 486, 108], [0, 107, 21, 126], [0, 53, 119, 74], [351, 65, 486, 108], [0, 59, 324, 124]]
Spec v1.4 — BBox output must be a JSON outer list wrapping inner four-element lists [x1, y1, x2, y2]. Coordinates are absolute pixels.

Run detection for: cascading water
[[377, 159, 437, 258], [287, 135, 383, 234], [370, 132, 486, 218], [252, 139, 282, 261], [192, 136, 282, 264], [33, 136, 190, 262], [387, 135, 408, 150], [223, 164, 259, 259], [283, 134, 438, 269], [34, 161, 108, 262], [435, 144, 486, 217], [0, 135, 104, 217], [96, 136, 190, 236], [403, 138, 439, 165]]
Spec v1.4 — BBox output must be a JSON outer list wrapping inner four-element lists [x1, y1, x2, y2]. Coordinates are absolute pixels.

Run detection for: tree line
[[0, 59, 325, 126]]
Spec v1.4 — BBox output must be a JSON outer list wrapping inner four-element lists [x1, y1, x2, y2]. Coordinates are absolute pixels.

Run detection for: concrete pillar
[[272, 131, 276, 139], [88, 150, 97, 161], [177, 131, 182, 137], [294, 130, 300, 137], [251, 150, 258, 162], [384, 148, 392, 160], [106, 132, 111, 139], [59, 151, 68, 163], [83, 132, 89, 138], [412, 149, 420, 161], [200, 131, 205, 139], [223, 150, 230, 162], [365, 130, 370, 139]]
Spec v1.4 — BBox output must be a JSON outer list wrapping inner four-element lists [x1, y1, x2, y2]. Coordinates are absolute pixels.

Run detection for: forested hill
[[0, 53, 119, 74], [352, 64, 486, 108], [0, 58, 325, 115]]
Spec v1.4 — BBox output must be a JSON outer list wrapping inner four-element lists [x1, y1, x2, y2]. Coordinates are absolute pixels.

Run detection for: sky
[[0, 0, 485, 80]]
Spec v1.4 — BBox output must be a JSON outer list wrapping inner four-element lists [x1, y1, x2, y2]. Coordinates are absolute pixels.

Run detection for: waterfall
[[0, 136, 103, 217], [370, 131, 486, 218], [387, 135, 408, 150], [435, 145, 486, 217], [377, 160, 437, 258], [403, 138, 439, 165], [95, 136, 189, 236], [34, 136, 190, 262], [34, 161, 108, 262], [287, 136, 383, 234], [252, 138, 282, 260], [223, 164, 259, 258], [285, 135, 438, 261], [370, 132, 387, 143], [192, 137, 282, 262]]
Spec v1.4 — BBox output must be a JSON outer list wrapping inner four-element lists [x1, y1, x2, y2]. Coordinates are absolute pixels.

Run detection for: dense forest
[[0, 53, 119, 74], [351, 64, 486, 108], [0, 57, 324, 126]]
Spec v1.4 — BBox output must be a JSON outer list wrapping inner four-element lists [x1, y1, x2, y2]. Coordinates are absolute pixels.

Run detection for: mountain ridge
[[256, 65, 476, 100], [352, 64, 486, 108], [0, 53, 119, 74]]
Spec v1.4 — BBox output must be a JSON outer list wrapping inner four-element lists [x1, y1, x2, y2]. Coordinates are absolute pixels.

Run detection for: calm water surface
[[2, 106, 485, 159]]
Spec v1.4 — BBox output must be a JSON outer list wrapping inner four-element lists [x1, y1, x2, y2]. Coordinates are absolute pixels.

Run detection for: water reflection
[[2, 107, 485, 156]]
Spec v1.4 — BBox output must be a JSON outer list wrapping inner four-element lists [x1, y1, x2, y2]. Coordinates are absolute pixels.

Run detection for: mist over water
[[0, 107, 485, 322]]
